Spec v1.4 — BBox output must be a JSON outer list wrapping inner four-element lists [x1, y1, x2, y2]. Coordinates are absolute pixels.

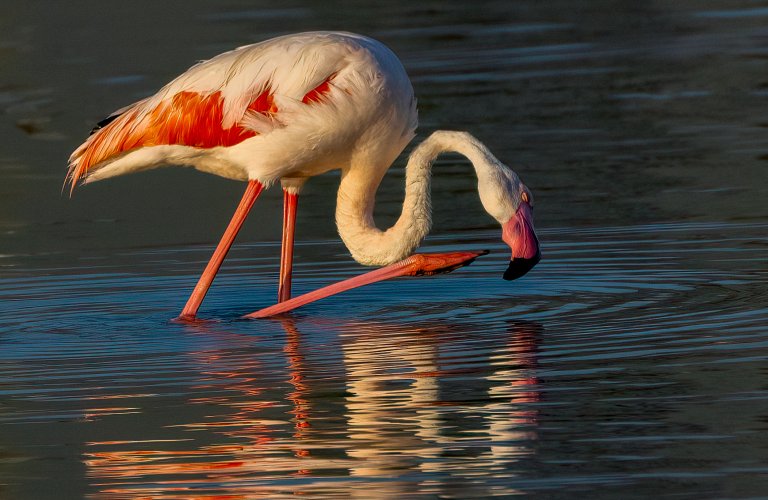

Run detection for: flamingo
[[66, 31, 540, 320]]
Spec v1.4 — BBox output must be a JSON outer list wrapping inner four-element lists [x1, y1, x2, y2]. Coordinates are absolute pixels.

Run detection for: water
[[1, 1, 767, 498]]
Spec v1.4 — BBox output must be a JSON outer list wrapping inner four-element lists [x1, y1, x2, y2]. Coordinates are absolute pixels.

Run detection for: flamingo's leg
[[178, 180, 264, 321], [243, 250, 488, 319], [278, 190, 299, 303]]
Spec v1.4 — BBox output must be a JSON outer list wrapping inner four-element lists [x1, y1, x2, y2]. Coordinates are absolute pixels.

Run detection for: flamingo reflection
[[83, 318, 541, 497]]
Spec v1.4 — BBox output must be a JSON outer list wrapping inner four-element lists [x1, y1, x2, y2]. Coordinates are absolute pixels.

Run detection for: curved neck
[[335, 130, 501, 266]]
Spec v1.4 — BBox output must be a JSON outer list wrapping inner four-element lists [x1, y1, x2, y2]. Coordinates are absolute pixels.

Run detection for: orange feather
[[68, 90, 280, 189], [302, 73, 336, 104]]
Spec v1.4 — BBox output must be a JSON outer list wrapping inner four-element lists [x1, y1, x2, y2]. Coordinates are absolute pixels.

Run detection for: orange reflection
[[282, 318, 312, 443], [83, 317, 541, 497]]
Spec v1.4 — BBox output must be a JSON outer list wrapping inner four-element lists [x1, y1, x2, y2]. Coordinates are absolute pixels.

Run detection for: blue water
[[1, 1, 767, 498]]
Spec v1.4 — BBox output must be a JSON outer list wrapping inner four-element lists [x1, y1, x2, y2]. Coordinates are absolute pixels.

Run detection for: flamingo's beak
[[501, 201, 541, 280]]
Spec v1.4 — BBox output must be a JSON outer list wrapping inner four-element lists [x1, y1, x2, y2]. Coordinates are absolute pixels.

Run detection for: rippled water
[[2, 1, 768, 498], [2, 222, 767, 497]]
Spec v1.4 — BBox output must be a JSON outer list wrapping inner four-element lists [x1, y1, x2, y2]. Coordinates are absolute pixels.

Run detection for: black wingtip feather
[[89, 113, 122, 135]]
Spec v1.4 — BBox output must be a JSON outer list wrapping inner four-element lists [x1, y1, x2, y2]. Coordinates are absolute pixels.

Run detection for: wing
[[66, 33, 348, 192]]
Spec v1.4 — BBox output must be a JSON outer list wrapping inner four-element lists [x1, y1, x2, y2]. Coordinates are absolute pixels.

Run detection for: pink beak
[[501, 201, 541, 280]]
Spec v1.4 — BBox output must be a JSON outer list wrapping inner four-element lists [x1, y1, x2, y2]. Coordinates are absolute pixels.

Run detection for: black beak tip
[[503, 250, 541, 281]]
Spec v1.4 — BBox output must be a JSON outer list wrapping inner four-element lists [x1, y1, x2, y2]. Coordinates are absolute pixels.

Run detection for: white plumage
[[73, 32, 416, 190]]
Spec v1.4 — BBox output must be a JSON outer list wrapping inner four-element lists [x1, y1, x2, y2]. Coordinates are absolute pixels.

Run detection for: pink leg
[[178, 181, 264, 321], [243, 250, 488, 319], [278, 190, 299, 303]]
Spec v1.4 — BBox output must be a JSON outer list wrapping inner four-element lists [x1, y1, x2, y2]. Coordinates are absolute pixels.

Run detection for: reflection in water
[[3, 222, 766, 496], [82, 318, 541, 497], [484, 322, 540, 465], [83, 321, 315, 496], [342, 320, 540, 483], [282, 319, 312, 457]]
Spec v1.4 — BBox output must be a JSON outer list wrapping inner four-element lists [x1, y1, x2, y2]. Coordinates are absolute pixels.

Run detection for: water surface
[[1, 1, 767, 498]]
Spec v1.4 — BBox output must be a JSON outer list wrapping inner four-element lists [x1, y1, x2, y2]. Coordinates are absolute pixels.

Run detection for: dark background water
[[1, 1, 767, 498]]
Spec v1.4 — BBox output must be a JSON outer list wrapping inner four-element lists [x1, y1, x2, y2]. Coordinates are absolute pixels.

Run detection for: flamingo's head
[[478, 164, 541, 280]]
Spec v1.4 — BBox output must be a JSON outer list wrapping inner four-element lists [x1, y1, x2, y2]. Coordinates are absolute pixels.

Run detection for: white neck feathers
[[335, 130, 508, 266]]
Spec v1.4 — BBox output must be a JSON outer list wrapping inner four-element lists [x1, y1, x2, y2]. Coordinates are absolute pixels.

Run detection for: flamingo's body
[[68, 32, 540, 320], [69, 32, 415, 198]]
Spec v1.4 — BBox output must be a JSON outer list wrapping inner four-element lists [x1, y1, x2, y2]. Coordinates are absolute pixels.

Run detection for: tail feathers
[[65, 101, 149, 195]]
